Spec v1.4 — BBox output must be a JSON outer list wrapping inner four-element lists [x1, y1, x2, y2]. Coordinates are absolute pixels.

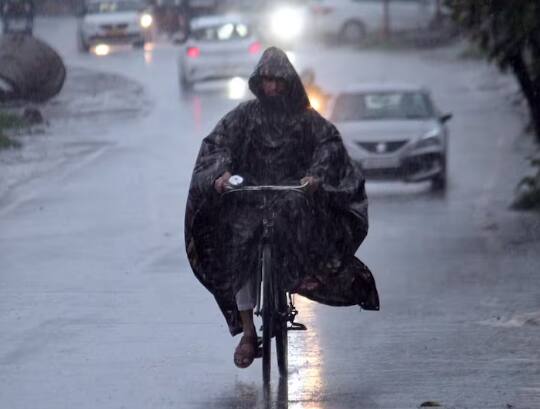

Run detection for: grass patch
[[459, 42, 488, 60], [512, 155, 540, 211], [0, 111, 25, 129], [0, 111, 25, 150], [0, 132, 22, 149]]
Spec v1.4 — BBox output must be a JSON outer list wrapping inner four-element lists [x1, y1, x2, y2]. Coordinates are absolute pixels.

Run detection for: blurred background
[[1, 1, 539, 409]]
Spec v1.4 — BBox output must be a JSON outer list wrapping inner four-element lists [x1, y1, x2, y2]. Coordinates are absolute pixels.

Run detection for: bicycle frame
[[223, 177, 309, 382]]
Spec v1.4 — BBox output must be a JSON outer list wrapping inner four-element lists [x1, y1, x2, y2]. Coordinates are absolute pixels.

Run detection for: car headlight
[[228, 77, 248, 100], [269, 7, 304, 40], [415, 129, 442, 149], [140, 13, 153, 28]]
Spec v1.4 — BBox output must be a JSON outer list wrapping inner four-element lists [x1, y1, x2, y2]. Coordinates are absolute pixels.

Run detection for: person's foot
[[234, 335, 258, 368]]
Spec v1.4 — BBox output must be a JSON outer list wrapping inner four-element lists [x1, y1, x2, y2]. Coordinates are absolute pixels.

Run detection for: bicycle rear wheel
[[275, 285, 288, 377], [261, 244, 273, 384]]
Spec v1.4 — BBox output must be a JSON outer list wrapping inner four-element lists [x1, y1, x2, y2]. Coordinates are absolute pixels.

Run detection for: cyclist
[[185, 47, 379, 369]]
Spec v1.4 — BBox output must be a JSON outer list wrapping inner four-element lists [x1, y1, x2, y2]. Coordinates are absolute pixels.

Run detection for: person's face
[[261, 76, 287, 97]]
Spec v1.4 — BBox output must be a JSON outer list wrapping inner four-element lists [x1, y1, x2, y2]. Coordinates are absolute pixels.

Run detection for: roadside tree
[[447, 0, 540, 143]]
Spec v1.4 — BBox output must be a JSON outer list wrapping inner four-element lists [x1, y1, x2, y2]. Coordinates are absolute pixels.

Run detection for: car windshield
[[331, 91, 435, 122], [190, 23, 251, 41], [86, 0, 145, 13]]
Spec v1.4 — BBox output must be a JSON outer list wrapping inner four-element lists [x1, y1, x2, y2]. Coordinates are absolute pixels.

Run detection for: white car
[[326, 84, 452, 189], [224, 0, 310, 47], [308, 0, 438, 42], [77, 0, 154, 53], [178, 15, 262, 91]]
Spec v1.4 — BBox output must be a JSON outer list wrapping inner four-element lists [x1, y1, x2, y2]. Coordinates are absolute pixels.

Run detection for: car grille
[[355, 140, 408, 154], [100, 23, 129, 31]]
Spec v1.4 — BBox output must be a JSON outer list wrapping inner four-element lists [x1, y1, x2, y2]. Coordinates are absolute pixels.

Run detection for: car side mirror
[[440, 113, 453, 123]]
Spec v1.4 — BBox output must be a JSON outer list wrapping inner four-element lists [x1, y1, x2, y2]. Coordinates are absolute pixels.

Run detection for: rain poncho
[[185, 47, 379, 335]]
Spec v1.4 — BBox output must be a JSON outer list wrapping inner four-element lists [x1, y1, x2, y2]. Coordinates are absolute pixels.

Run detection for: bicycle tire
[[262, 244, 273, 384], [275, 283, 288, 377]]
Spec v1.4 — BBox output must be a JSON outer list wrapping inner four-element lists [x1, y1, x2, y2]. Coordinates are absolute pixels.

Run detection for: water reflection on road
[[287, 296, 324, 409]]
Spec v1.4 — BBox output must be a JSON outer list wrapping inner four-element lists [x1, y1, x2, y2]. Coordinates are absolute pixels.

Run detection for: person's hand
[[300, 176, 320, 194], [214, 171, 232, 193]]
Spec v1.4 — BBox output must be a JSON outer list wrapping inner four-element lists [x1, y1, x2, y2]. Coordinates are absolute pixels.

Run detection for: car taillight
[[248, 41, 262, 55], [311, 5, 333, 15], [187, 47, 200, 58]]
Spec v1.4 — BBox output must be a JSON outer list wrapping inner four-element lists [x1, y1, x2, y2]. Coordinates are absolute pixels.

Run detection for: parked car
[[177, 14, 262, 92], [77, 0, 154, 53], [326, 83, 452, 189], [1, 0, 34, 35], [308, 0, 438, 42]]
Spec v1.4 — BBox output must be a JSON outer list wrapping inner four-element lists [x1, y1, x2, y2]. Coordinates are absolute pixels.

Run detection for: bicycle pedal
[[287, 322, 307, 331]]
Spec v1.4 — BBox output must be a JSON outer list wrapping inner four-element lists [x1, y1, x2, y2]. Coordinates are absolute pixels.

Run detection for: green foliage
[[446, 0, 540, 67], [0, 111, 24, 150], [0, 112, 25, 129], [0, 132, 21, 149]]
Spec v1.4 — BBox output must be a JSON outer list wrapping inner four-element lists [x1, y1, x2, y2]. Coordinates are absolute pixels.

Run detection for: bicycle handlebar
[[223, 175, 310, 194]]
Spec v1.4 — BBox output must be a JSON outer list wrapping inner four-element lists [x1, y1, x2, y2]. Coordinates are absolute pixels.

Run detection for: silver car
[[327, 83, 452, 190], [177, 14, 262, 92]]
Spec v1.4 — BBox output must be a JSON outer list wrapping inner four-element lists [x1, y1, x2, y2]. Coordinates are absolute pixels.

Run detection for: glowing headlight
[[140, 13, 153, 28], [93, 44, 110, 56], [228, 77, 248, 100], [308, 93, 322, 112], [269, 7, 304, 41]]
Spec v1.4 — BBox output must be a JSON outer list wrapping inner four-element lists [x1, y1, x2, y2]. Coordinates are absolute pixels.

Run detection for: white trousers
[[235, 276, 257, 311]]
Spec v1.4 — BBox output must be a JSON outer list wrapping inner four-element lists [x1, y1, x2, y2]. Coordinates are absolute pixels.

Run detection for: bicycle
[[224, 175, 308, 383]]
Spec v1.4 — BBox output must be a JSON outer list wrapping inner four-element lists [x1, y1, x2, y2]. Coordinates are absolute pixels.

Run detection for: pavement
[[0, 17, 539, 409]]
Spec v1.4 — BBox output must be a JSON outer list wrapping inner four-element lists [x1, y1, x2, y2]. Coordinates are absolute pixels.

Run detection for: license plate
[[362, 155, 400, 169], [106, 28, 126, 36]]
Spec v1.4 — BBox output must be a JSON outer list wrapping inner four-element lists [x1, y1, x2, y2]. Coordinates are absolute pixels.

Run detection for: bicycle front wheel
[[261, 244, 273, 384], [275, 285, 288, 377]]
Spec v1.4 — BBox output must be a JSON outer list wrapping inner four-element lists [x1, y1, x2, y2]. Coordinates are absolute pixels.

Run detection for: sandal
[[234, 335, 258, 368]]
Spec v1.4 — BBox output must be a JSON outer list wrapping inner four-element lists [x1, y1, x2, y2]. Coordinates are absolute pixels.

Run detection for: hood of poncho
[[248, 47, 310, 113]]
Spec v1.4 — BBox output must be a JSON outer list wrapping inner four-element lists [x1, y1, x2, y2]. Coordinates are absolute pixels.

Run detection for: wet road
[[1, 17, 540, 409]]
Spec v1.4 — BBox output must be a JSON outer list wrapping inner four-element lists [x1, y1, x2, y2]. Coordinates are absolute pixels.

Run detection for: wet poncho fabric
[[185, 47, 379, 336]]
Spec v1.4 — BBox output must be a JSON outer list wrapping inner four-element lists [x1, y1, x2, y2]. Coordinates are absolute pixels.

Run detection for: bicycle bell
[[228, 175, 244, 187]]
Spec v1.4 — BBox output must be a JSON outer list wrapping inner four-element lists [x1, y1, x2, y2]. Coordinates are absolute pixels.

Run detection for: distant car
[[1, 0, 34, 35], [77, 0, 154, 53], [308, 0, 438, 42], [224, 0, 310, 48], [327, 84, 452, 189], [178, 14, 262, 91]]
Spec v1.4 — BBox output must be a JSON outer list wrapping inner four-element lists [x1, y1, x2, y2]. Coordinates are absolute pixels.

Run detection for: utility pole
[[382, 0, 390, 40], [435, 0, 442, 21]]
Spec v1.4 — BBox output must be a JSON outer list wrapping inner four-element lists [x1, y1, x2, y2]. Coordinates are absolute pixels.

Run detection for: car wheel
[[339, 20, 366, 44]]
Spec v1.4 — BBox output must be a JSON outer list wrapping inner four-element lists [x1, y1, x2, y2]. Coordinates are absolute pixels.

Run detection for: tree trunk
[[382, 0, 390, 39], [509, 52, 540, 143]]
